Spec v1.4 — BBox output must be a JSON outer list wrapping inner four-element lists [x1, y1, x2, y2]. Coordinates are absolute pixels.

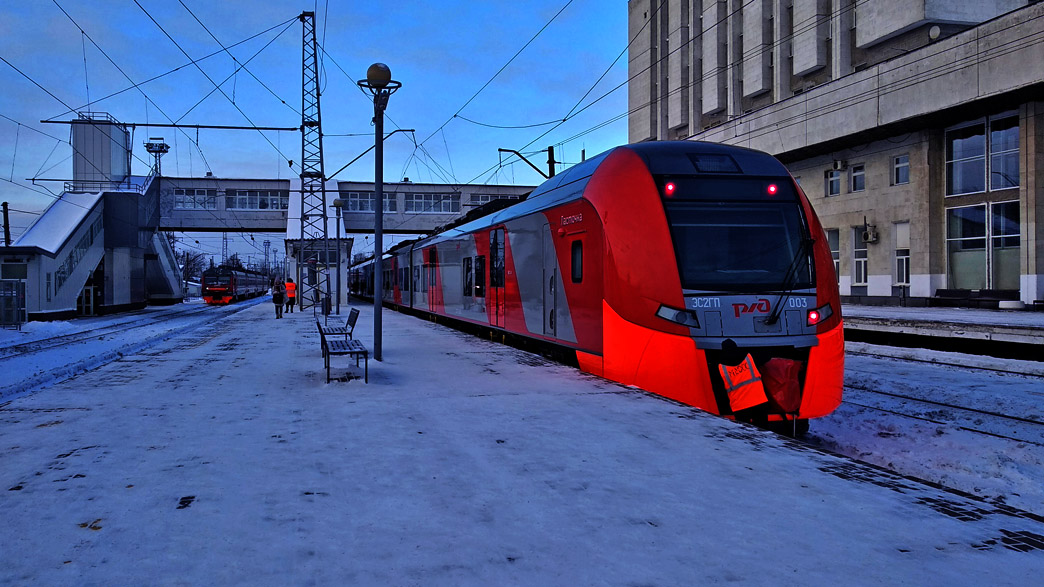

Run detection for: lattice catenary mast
[[297, 11, 332, 312]]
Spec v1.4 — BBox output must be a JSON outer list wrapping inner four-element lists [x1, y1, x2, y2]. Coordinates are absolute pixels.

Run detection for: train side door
[[542, 224, 557, 337], [490, 228, 505, 328]]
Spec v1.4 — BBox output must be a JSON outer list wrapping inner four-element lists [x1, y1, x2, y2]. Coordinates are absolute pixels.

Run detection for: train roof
[[413, 141, 790, 250]]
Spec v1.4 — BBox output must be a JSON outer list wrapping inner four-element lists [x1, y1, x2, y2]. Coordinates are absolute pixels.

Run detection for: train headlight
[[807, 302, 833, 326], [656, 304, 701, 328]]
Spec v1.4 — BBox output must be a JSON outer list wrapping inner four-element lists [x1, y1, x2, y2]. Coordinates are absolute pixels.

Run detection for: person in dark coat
[[272, 282, 285, 318]]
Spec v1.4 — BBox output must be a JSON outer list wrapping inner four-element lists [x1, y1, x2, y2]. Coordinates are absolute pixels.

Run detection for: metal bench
[[320, 307, 360, 341], [317, 319, 368, 383]]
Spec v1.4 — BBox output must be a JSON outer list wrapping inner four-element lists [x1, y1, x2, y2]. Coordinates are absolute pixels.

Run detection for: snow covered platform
[[3, 302, 1044, 583], [844, 304, 1044, 348]]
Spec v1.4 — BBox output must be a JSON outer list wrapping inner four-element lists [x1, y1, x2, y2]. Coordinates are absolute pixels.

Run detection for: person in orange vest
[[718, 340, 769, 415], [284, 278, 296, 313]]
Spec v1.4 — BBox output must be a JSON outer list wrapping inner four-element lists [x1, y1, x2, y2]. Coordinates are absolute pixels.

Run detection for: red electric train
[[201, 266, 267, 305], [352, 141, 844, 429]]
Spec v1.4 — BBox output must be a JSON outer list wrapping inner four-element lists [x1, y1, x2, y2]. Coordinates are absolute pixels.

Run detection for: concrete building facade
[[628, 0, 1044, 307]]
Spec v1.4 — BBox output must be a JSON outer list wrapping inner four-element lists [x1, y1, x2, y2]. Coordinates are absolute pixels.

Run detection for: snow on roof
[[13, 191, 104, 254]]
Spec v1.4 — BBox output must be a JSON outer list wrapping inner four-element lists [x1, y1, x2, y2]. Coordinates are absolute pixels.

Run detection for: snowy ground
[[2, 301, 1043, 583]]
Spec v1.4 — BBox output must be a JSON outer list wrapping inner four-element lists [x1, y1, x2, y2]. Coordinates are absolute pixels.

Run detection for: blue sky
[[0, 1, 629, 260]]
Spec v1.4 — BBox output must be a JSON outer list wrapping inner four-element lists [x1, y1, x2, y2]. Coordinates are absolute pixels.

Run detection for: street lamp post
[[332, 198, 344, 315], [358, 63, 401, 362]]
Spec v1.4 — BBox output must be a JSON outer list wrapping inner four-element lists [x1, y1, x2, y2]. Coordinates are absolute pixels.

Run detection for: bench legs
[[325, 350, 368, 383]]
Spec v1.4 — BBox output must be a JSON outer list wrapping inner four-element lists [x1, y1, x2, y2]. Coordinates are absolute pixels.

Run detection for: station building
[[0, 114, 182, 321], [628, 0, 1044, 308]]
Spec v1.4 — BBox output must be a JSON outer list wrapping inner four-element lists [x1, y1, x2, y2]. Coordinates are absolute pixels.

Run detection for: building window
[[853, 231, 868, 286], [173, 188, 217, 210], [469, 194, 522, 206], [825, 170, 841, 196], [850, 164, 865, 192], [946, 205, 987, 289], [946, 114, 1019, 196], [990, 115, 1019, 190], [946, 122, 986, 195], [826, 229, 840, 282], [0, 263, 28, 279], [225, 190, 289, 210], [991, 201, 1020, 290], [894, 221, 910, 286], [892, 154, 910, 185], [343, 191, 394, 212], [405, 193, 461, 213]]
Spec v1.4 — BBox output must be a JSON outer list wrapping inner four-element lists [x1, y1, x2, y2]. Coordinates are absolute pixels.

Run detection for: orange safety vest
[[718, 355, 769, 412], [285, 282, 296, 298]]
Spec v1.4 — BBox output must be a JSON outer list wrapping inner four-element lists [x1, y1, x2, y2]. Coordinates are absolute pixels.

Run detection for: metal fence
[[0, 280, 27, 330]]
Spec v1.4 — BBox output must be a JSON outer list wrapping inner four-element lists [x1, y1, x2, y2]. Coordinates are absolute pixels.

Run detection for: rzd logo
[[732, 299, 771, 318]]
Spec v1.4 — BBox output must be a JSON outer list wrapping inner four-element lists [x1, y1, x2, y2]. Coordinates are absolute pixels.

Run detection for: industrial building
[[628, 0, 1044, 307]]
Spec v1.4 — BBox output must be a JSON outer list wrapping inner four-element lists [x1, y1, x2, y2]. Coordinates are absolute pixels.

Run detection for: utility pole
[[2, 202, 11, 246], [263, 239, 271, 277]]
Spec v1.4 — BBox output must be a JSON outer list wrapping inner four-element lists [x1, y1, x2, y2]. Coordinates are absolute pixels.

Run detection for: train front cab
[[581, 144, 844, 424]]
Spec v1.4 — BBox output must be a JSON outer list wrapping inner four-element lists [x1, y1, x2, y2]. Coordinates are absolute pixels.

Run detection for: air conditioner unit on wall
[[832, 159, 847, 171], [862, 227, 879, 244]]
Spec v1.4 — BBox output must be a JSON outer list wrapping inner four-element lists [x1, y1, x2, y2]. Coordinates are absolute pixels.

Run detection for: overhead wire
[[417, 0, 576, 150], [131, 0, 295, 169], [176, 0, 301, 120]]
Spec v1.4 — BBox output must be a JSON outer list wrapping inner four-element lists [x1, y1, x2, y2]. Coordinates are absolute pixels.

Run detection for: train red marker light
[[664, 182, 676, 197], [807, 302, 834, 326], [767, 183, 778, 196]]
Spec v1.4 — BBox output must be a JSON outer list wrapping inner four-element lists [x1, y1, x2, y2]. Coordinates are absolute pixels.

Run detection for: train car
[[363, 141, 844, 428], [201, 266, 267, 305]]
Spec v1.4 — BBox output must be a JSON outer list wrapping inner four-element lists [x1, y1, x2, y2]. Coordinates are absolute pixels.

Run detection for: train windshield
[[664, 200, 812, 292]]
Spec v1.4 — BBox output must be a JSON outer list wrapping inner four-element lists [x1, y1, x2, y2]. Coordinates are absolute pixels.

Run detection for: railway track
[[836, 357, 1044, 447], [0, 301, 263, 361], [0, 299, 266, 401], [0, 305, 213, 360]]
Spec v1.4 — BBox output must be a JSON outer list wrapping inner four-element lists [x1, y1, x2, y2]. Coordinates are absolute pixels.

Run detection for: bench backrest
[[346, 307, 360, 336]]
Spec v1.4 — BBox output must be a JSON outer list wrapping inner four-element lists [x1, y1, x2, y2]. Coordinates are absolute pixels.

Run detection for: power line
[[131, 0, 295, 168], [176, 1, 301, 120], [417, 0, 576, 150]]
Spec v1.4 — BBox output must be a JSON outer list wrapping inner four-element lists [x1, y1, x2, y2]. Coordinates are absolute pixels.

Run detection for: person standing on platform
[[272, 282, 285, 318], [284, 278, 296, 313]]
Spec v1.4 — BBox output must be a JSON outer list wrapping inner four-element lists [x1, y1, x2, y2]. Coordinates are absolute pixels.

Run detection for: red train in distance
[[201, 266, 267, 305], [352, 141, 844, 430]]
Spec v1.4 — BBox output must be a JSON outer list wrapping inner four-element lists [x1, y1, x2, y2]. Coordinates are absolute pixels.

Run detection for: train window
[[474, 256, 486, 297], [664, 201, 812, 291], [571, 240, 583, 283], [414, 267, 420, 291], [463, 257, 473, 295]]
